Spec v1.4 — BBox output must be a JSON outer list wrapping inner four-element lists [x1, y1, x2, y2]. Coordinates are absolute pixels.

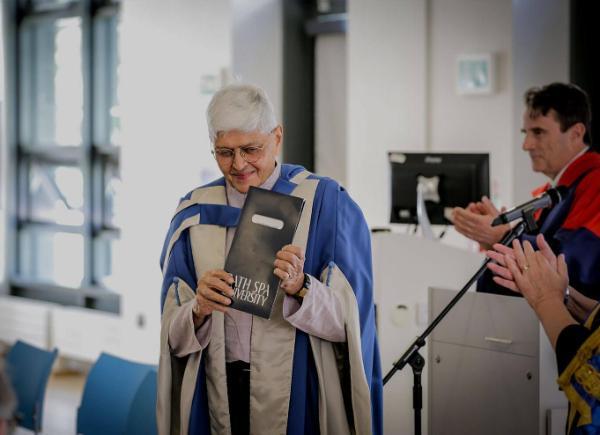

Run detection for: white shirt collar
[[551, 146, 589, 186]]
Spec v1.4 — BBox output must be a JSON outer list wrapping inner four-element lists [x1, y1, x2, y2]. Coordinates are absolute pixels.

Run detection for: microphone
[[491, 186, 569, 226]]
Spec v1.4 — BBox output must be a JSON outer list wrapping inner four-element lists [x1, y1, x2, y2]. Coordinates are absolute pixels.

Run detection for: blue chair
[[77, 353, 157, 435], [125, 367, 158, 435], [5, 340, 58, 434]]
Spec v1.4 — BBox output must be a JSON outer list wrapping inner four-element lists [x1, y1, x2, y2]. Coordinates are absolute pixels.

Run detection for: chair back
[[5, 340, 58, 432], [125, 367, 158, 435], [77, 353, 157, 435]]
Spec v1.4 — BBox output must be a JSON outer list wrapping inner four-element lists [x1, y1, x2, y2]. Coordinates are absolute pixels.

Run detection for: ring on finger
[[521, 264, 530, 272]]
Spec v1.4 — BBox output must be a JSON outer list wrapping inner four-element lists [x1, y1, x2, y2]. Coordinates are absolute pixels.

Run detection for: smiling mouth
[[232, 172, 254, 180]]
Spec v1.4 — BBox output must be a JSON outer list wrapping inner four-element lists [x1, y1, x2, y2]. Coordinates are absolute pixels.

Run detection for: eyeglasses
[[211, 144, 266, 164]]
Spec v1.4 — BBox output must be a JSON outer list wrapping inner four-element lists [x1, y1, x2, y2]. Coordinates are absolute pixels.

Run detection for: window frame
[[3, 0, 121, 313]]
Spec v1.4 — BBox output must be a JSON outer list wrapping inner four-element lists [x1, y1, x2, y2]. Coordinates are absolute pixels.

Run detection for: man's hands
[[273, 244, 305, 296], [194, 270, 234, 322], [450, 196, 510, 250]]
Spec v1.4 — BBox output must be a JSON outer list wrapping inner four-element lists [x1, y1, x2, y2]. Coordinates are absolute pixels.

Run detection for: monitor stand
[[416, 176, 440, 240]]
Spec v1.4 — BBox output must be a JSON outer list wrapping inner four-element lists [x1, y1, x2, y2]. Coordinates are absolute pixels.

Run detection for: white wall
[[188, 0, 516, 228], [347, 0, 427, 227], [0, 5, 6, 287], [0, 107, 5, 287], [112, 0, 232, 363], [0, 0, 573, 373], [511, 0, 569, 204], [315, 34, 347, 186], [429, 0, 513, 209], [347, 1, 513, 432], [232, 0, 283, 122], [347, 0, 513, 227]]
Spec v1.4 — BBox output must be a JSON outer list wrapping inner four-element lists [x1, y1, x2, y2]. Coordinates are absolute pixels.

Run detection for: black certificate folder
[[225, 186, 305, 319]]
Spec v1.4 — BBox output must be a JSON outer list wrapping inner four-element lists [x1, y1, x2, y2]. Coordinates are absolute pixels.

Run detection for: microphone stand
[[383, 214, 537, 435]]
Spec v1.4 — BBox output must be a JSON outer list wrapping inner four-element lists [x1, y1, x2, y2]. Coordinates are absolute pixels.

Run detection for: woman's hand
[[486, 234, 576, 349], [194, 269, 234, 321], [487, 235, 568, 311], [274, 245, 305, 296], [486, 233, 558, 290]]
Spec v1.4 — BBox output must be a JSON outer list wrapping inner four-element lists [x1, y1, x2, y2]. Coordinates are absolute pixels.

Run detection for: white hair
[[206, 84, 278, 143], [0, 360, 16, 421]]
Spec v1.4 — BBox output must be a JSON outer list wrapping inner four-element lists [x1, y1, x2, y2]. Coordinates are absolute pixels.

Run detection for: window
[[5, 0, 121, 312]]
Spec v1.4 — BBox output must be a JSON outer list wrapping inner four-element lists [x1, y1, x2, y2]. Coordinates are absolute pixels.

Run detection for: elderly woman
[[487, 234, 600, 434], [157, 84, 382, 435]]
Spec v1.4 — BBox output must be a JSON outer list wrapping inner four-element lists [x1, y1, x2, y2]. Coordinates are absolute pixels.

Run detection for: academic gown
[[157, 164, 383, 435], [556, 304, 600, 434], [478, 151, 600, 299]]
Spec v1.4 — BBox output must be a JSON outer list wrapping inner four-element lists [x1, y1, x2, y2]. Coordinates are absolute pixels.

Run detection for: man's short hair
[[525, 82, 594, 150], [206, 84, 278, 144]]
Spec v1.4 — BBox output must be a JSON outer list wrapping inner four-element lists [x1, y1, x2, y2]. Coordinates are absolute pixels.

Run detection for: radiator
[[0, 296, 52, 349], [52, 306, 123, 362], [0, 296, 155, 363]]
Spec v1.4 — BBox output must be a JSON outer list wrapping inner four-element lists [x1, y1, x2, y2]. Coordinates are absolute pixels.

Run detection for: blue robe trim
[[188, 357, 210, 434], [160, 164, 383, 434], [555, 228, 600, 298], [159, 202, 240, 311], [159, 204, 240, 269], [570, 381, 600, 435]]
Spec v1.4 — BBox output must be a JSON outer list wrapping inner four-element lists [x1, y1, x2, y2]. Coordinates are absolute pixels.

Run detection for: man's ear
[[272, 125, 283, 155], [273, 125, 283, 146], [569, 122, 586, 144]]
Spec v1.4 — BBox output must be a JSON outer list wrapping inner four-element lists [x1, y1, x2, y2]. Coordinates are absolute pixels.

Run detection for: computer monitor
[[389, 152, 490, 225]]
